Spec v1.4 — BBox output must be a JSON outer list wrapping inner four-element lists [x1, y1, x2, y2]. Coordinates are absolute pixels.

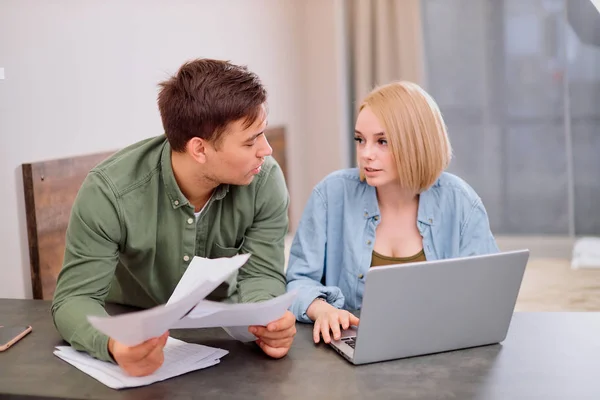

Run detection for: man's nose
[[257, 135, 273, 158]]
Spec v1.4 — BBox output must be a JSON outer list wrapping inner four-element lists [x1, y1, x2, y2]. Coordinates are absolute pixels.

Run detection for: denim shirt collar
[[361, 178, 438, 226], [362, 184, 380, 219], [418, 180, 440, 226]]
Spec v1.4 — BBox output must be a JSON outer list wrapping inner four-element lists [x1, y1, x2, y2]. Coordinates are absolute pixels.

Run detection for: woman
[[286, 81, 499, 344]]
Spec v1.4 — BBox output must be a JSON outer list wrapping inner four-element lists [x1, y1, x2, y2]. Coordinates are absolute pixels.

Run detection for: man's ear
[[186, 137, 209, 164]]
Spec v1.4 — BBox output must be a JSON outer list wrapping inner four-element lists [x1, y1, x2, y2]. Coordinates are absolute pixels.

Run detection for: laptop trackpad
[[341, 326, 358, 338]]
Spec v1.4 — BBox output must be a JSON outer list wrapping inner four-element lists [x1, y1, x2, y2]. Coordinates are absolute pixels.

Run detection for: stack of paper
[[55, 254, 297, 388], [54, 337, 228, 389]]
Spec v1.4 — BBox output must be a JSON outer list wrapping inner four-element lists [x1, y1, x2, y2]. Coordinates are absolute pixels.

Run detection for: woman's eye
[[353, 137, 364, 144], [379, 139, 387, 145]]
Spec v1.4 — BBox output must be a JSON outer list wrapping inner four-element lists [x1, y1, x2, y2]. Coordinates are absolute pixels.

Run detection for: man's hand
[[108, 331, 169, 377], [306, 299, 359, 344], [249, 311, 296, 359]]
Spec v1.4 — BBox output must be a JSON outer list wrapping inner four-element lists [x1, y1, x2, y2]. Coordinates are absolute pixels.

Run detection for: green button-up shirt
[[51, 135, 289, 361]]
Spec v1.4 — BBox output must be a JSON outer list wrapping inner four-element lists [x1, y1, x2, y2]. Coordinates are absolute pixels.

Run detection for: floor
[[497, 236, 600, 311], [515, 257, 600, 311]]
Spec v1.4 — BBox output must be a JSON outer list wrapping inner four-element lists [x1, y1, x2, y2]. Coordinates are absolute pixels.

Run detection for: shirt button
[[429, 218, 433, 223], [187, 218, 194, 224], [183, 255, 190, 262], [358, 273, 364, 279], [366, 240, 372, 245], [374, 216, 379, 221], [364, 212, 368, 217], [174, 200, 180, 206]]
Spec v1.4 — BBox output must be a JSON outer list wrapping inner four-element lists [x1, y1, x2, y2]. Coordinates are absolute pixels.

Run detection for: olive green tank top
[[370, 249, 426, 267]]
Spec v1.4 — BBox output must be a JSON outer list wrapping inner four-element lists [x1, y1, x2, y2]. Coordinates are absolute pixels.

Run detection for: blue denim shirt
[[286, 168, 499, 323]]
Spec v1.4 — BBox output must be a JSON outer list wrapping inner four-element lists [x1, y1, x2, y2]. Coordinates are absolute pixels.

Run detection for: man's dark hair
[[157, 59, 267, 152]]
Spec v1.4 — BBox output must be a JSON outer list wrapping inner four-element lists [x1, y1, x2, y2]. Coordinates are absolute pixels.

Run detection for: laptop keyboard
[[341, 337, 356, 349]]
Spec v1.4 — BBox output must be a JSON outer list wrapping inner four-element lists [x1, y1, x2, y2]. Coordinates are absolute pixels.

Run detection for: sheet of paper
[[222, 326, 257, 342], [54, 337, 228, 389], [88, 254, 251, 346], [170, 290, 297, 329], [88, 286, 206, 346], [167, 254, 250, 305]]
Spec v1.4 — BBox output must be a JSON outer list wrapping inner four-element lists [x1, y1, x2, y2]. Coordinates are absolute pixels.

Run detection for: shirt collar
[[160, 140, 230, 209], [363, 184, 380, 219], [361, 178, 439, 226], [417, 178, 441, 226]]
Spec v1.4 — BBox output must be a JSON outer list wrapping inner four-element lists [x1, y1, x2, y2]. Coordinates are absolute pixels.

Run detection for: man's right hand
[[306, 299, 359, 344], [108, 331, 169, 377]]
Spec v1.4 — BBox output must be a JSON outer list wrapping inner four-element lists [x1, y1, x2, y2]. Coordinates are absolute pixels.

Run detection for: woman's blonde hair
[[358, 81, 452, 193]]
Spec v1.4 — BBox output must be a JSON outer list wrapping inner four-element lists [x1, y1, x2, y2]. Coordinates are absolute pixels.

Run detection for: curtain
[[420, 0, 600, 236]]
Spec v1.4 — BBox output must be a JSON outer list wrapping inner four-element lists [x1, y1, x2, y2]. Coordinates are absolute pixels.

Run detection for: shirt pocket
[[212, 237, 246, 258], [207, 238, 246, 300]]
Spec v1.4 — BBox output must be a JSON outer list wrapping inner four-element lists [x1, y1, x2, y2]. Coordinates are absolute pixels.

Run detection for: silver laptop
[[330, 249, 529, 365]]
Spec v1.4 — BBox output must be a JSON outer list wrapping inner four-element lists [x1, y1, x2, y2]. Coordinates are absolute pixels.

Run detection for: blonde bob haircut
[[358, 81, 452, 193]]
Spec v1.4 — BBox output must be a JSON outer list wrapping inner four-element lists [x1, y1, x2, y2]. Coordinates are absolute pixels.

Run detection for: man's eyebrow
[[246, 131, 264, 142]]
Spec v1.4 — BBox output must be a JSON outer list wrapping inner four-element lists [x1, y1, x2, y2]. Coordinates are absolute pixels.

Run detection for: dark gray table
[[1, 299, 599, 400]]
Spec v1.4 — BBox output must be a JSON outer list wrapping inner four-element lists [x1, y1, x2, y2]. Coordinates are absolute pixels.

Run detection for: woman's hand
[[306, 299, 359, 343]]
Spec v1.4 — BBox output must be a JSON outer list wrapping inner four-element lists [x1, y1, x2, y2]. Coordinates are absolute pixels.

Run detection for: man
[[51, 59, 296, 377]]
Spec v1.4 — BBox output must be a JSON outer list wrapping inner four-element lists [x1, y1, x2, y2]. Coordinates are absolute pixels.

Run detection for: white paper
[[88, 286, 207, 346], [54, 337, 227, 389], [222, 326, 258, 342], [167, 254, 250, 305], [170, 290, 297, 329], [88, 254, 251, 346]]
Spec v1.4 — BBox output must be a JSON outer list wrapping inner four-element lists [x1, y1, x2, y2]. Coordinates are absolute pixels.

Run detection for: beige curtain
[[349, 0, 425, 106]]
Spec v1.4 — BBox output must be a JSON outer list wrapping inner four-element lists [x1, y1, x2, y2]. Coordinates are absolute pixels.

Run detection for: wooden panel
[[264, 126, 288, 184], [265, 126, 291, 229], [22, 152, 115, 299]]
